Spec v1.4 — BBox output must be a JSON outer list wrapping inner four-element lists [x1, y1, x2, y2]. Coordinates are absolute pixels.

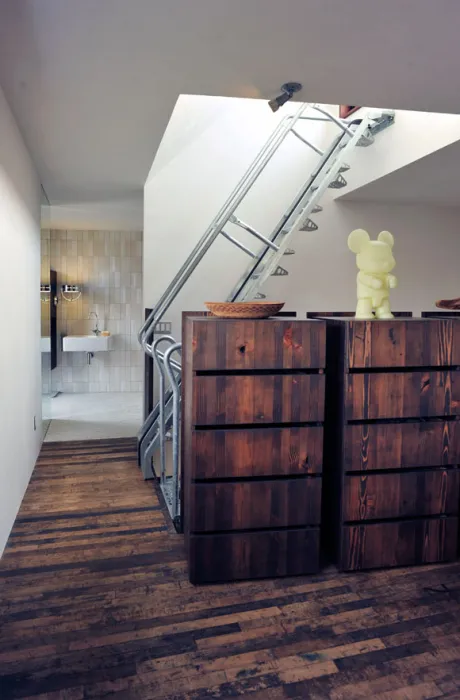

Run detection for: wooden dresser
[[323, 317, 460, 571], [182, 316, 326, 583]]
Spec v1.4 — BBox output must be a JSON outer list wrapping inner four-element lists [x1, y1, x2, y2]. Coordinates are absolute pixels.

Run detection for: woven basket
[[205, 301, 285, 319]]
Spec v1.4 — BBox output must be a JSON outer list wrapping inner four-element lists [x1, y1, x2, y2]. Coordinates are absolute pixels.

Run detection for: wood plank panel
[[343, 470, 460, 521], [346, 371, 460, 420], [344, 421, 460, 471], [190, 478, 322, 531], [341, 518, 458, 570], [192, 426, 323, 478], [190, 318, 325, 370], [348, 319, 460, 368], [3, 438, 460, 697], [193, 374, 325, 425], [189, 528, 320, 583]]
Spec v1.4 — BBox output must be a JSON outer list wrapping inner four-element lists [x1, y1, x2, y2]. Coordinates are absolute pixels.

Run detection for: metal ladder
[[137, 102, 394, 529]]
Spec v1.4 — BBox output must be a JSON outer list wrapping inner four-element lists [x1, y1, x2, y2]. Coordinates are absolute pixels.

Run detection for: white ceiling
[[1, 0, 460, 204], [341, 141, 460, 206]]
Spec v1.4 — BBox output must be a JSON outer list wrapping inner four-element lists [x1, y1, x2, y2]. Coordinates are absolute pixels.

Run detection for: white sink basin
[[62, 335, 112, 353], [41, 337, 51, 353]]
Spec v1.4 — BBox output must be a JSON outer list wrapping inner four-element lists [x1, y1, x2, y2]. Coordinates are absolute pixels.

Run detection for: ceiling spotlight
[[268, 82, 302, 113]]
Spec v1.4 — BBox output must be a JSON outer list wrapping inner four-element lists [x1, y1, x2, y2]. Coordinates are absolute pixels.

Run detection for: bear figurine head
[[348, 229, 395, 275]]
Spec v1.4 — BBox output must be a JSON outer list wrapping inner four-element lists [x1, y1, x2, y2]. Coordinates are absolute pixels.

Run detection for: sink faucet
[[88, 311, 100, 336]]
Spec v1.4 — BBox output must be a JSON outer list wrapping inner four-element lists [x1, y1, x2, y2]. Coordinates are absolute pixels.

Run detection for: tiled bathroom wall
[[42, 230, 143, 393]]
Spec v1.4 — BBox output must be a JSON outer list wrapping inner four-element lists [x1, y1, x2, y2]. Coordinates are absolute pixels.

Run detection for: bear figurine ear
[[348, 229, 370, 253], [378, 230, 394, 248]]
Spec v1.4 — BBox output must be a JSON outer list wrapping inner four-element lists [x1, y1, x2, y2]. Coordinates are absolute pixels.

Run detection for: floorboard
[[1, 438, 460, 699]]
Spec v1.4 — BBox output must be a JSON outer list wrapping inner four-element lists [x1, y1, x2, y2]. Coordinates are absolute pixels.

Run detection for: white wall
[[261, 198, 460, 316], [336, 107, 460, 198], [41, 196, 143, 232], [0, 84, 42, 555], [143, 96, 335, 338]]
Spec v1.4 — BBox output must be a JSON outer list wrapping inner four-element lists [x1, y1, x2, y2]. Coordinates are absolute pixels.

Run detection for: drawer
[[188, 528, 320, 583], [343, 470, 460, 521], [341, 517, 458, 571], [190, 478, 322, 531], [346, 371, 460, 420], [190, 319, 325, 370], [193, 374, 325, 425], [344, 421, 460, 471], [348, 319, 460, 368], [192, 426, 323, 478]]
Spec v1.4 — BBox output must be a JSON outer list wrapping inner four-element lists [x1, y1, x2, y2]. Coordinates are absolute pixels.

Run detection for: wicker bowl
[[205, 301, 285, 319]]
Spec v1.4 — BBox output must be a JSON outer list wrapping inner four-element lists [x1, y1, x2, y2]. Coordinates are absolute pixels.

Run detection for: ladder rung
[[328, 174, 348, 189], [220, 230, 256, 258], [229, 215, 279, 251], [300, 218, 318, 232], [291, 129, 324, 156], [283, 248, 295, 255], [271, 266, 288, 277]]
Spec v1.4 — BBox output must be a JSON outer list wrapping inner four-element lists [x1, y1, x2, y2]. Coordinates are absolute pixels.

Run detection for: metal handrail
[[163, 343, 182, 522], [138, 102, 312, 355], [151, 336, 176, 481]]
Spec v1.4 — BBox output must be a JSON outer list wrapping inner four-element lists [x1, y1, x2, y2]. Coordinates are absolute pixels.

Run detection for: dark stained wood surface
[[343, 470, 460, 521], [342, 518, 458, 571], [183, 317, 326, 583], [3, 439, 460, 697], [189, 529, 321, 584], [192, 426, 324, 478], [190, 479, 322, 531], [346, 371, 460, 420], [324, 318, 460, 573], [348, 319, 460, 368], [190, 318, 325, 370], [344, 421, 460, 470], [193, 374, 325, 425]]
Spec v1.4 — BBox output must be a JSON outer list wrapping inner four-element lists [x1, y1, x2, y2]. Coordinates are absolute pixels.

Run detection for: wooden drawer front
[[346, 372, 460, 420], [341, 518, 458, 571], [189, 528, 320, 583], [193, 374, 325, 425], [348, 319, 460, 368], [191, 319, 325, 370], [344, 421, 460, 471], [192, 426, 323, 478], [190, 479, 322, 532], [343, 470, 460, 521]]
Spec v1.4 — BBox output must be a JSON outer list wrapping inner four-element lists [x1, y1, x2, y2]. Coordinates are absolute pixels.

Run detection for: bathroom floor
[[44, 392, 143, 442]]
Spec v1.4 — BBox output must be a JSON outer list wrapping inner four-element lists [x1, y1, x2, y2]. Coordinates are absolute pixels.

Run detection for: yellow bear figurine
[[348, 228, 398, 319]]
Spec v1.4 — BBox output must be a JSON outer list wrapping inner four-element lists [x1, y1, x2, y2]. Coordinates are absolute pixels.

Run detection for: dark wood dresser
[[323, 317, 460, 571], [182, 316, 326, 583]]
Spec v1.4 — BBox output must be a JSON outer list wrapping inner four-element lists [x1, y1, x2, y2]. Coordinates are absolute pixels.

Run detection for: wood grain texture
[[189, 528, 320, 583], [193, 374, 325, 425], [190, 318, 325, 370], [343, 470, 460, 521], [190, 479, 322, 531], [324, 318, 460, 573], [192, 426, 323, 478], [344, 421, 460, 471], [342, 518, 458, 570], [348, 319, 460, 368], [3, 438, 460, 697], [346, 371, 460, 420]]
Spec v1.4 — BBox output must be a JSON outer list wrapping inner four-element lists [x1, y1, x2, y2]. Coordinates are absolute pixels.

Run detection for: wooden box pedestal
[[182, 317, 326, 584]]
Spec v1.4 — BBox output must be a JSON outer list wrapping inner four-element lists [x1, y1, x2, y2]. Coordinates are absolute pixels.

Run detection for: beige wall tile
[[46, 229, 143, 394]]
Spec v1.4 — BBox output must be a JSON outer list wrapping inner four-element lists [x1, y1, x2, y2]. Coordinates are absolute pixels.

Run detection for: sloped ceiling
[[1, 0, 460, 203]]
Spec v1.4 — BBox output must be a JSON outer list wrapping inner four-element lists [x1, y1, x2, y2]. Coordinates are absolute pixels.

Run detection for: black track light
[[268, 82, 302, 113]]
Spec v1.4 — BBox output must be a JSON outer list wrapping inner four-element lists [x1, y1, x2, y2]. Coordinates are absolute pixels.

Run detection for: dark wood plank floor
[[2, 439, 460, 699]]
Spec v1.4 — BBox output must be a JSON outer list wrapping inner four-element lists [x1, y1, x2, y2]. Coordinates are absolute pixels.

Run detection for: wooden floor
[[2, 441, 460, 699]]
